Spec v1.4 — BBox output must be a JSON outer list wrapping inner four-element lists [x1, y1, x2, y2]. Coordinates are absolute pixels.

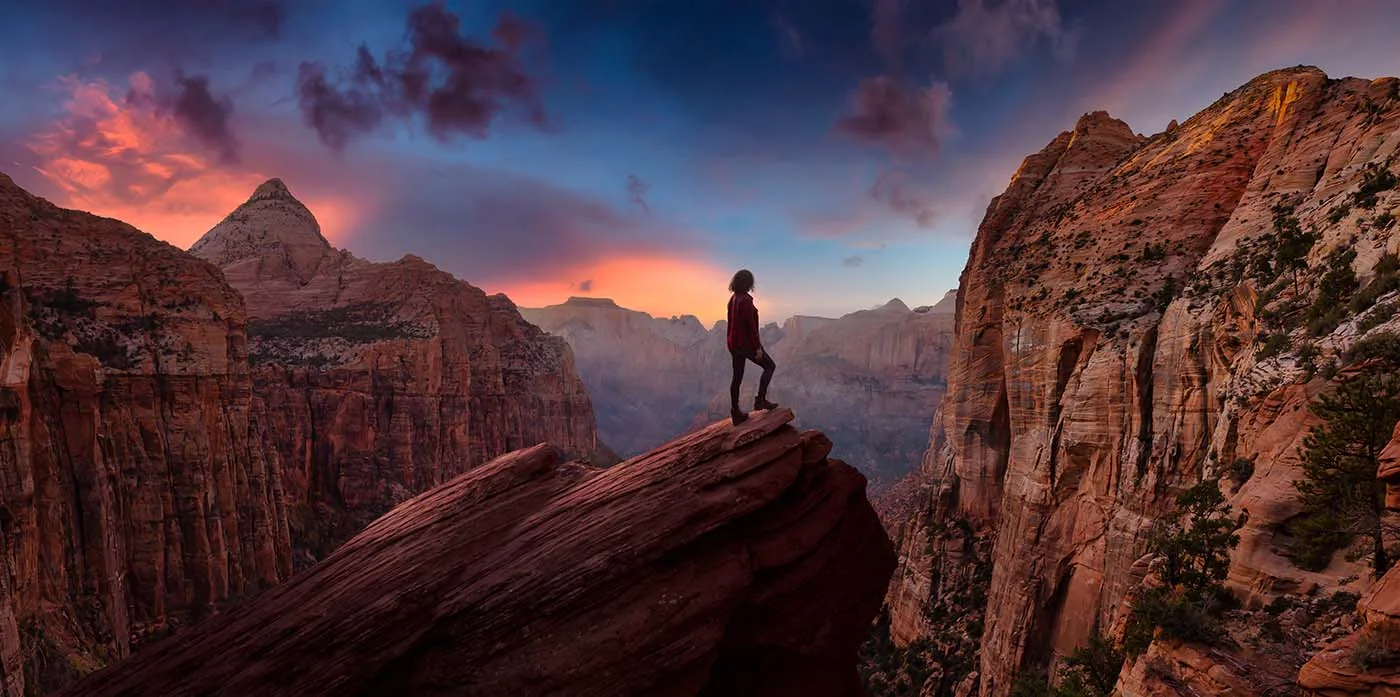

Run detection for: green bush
[[1307, 247, 1359, 335], [1349, 253, 1400, 314], [1353, 164, 1399, 209], [1349, 330, 1400, 365], [1123, 479, 1242, 657], [1225, 458, 1254, 486], [1359, 302, 1398, 333], [1258, 333, 1291, 359], [1352, 631, 1400, 670], [1011, 635, 1124, 697]]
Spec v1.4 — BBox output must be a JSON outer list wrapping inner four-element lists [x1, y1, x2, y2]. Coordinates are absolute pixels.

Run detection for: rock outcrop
[[1298, 422, 1400, 695], [0, 173, 292, 696], [60, 408, 896, 697], [880, 66, 1400, 695], [523, 295, 956, 488], [191, 181, 603, 564]]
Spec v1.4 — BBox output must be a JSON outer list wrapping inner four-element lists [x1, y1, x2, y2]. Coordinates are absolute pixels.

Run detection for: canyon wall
[[190, 180, 603, 564], [59, 409, 896, 697], [883, 67, 1400, 695], [0, 173, 292, 695]]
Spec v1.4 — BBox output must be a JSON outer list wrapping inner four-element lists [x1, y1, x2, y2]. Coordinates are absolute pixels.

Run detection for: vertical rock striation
[[0, 173, 292, 695], [884, 67, 1400, 695]]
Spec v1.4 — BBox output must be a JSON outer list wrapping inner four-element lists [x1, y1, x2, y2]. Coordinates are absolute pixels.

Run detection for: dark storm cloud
[[626, 174, 651, 214], [295, 62, 384, 151], [297, 4, 547, 150], [835, 76, 951, 156], [123, 71, 241, 163], [169, 74, 240, 163]]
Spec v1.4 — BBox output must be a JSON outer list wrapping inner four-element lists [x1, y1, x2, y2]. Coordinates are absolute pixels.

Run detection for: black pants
[[730, 349, 775, 410]]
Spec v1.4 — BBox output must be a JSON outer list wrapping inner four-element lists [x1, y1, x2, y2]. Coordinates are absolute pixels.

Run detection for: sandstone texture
[[0, 173, 292, 696], [1297, 423, 1400, 695], [60, 408, 896, 697], [882, 67, 1400, 695], [191, 181, 603, 564], [524, 295, 955, 489]]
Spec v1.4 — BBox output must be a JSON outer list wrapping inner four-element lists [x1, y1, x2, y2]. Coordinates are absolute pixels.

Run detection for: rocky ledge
[[59, 408, 895, 697]]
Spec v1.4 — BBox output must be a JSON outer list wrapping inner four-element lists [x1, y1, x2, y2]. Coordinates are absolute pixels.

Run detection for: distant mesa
[[561, 296, 621, 308]]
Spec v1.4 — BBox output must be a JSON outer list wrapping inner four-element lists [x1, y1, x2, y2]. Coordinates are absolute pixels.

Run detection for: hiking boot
[[731, 407, 749, 426], [754, 397, 778, 411]]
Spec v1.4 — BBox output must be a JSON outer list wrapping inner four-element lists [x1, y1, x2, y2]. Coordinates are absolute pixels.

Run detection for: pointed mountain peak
[[189, 177, 331, 279], [878, 297, 910, 313], [252, 177, 294, 201]]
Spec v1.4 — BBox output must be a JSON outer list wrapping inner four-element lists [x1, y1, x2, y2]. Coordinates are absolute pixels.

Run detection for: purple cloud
[[835, 77, 952, 157], [297, 4, 548, 150]]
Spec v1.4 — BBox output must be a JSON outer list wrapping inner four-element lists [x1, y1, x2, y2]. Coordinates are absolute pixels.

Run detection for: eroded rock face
[[190, 182, 602, 564], [60, 408, 896, 697], [1297, 423, 1400, 695], [0, 173, 292, 696], [884, 67, 1400, 695]]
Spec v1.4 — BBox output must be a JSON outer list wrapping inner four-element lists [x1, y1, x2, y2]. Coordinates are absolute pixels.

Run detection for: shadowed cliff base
[[58, 407, 896, 697]]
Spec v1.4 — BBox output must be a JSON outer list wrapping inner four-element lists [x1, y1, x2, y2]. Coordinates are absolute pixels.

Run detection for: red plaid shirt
[[726, 292, 760, 353]]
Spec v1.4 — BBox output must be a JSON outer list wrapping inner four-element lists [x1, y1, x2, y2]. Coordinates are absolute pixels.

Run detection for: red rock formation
[[882, 67, 1400, 695], [1298, 422, 1400, 695], [0, 173, 292, 695], [190, 181, 602, 564], [59, 408, 896, 697]]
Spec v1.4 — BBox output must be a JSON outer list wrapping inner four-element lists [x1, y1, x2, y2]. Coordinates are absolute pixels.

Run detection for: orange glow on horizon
[[24, 72, 358, 249], [497, 255, 755, 326]]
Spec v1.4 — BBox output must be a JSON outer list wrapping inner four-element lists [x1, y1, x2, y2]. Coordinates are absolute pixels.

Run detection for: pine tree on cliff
[[1293, 333, 1400, 576]]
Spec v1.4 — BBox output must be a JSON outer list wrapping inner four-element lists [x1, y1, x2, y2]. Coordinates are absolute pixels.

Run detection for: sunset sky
[[2, 0, 1398, 324]]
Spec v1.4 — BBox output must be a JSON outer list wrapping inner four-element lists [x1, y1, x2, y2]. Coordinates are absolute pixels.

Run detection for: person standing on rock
[[727, 269, 778, 425]]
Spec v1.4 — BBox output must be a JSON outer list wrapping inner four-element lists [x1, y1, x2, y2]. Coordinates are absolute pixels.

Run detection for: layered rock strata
[[0, 173, 292, 696], [883, 67, 1400, 695], [61, 408, 896, 697]]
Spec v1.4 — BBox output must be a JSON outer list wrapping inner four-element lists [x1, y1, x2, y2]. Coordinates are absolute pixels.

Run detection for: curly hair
[[729, 269, 755, 293]]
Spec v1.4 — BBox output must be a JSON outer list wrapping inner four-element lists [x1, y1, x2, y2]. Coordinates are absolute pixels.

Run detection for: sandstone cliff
[[1297, 422, 1400, 695], [0, 173, 292, 696], [190, 181, 603, 565], [59, 408, 896, 697], [524, 295, 955, 488], [880, 67, 1400, 695]]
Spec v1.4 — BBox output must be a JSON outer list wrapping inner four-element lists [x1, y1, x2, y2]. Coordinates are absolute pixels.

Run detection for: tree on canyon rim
[[1292, 332, 1400, 576], [1121, 478, 1243, 657]]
